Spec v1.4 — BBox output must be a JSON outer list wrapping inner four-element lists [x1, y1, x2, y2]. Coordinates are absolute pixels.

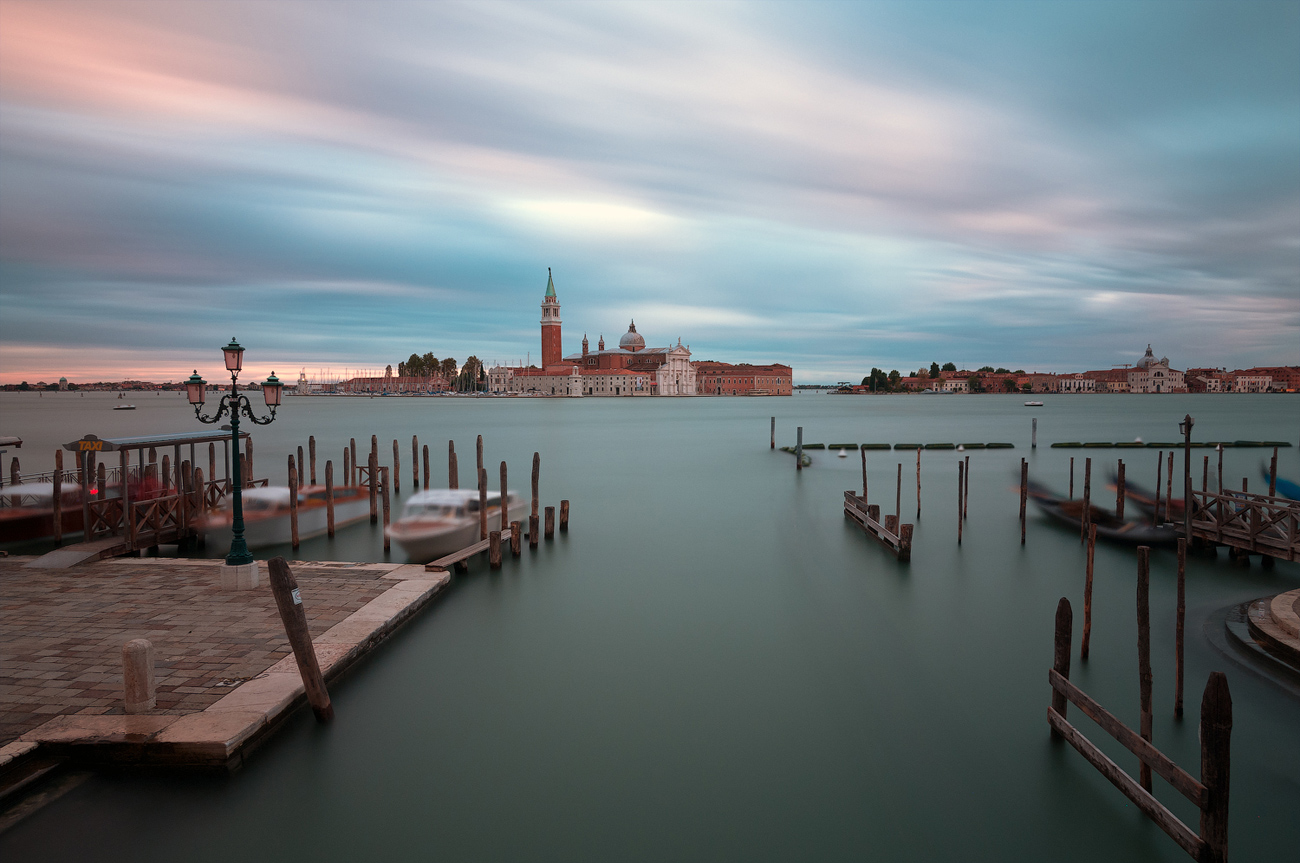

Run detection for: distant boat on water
[[1024, 400, 1044, 406], [113, 404, 136, 410]]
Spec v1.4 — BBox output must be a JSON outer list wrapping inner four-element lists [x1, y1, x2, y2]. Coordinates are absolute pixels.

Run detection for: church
[[494, 271, 697, 396]]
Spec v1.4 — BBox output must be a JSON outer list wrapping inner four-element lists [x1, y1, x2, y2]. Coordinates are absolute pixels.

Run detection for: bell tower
[[540, 268, 562, 368]]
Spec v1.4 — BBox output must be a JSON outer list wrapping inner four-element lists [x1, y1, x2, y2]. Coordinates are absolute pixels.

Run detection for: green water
[[2, 391, 1298, 861]]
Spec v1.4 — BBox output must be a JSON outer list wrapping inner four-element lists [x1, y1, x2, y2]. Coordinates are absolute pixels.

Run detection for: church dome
[[619, 320, 645, 351]]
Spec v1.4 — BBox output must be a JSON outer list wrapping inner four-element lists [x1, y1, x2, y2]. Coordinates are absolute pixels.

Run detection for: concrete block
[[219, 560, 260, 591], [123, 638, 156, 714]]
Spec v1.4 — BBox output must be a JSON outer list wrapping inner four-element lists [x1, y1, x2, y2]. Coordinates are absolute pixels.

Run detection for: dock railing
[[843, 491, 913, 560], [1188, 488, 1299, 561]]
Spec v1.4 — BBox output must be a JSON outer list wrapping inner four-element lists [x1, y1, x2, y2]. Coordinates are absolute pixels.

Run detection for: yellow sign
[[79, 440, 103, 452]]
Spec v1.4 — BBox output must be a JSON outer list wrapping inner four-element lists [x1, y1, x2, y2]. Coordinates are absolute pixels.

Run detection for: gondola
[[1026, 480, 1179, 545]]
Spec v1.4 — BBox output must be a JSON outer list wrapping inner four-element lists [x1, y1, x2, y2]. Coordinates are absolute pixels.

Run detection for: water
[[2, 391, 1298, 861]]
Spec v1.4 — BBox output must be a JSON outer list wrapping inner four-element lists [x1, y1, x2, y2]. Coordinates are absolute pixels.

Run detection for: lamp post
[[1179, 414, 1194, 541], [186, 339, 283, 567]]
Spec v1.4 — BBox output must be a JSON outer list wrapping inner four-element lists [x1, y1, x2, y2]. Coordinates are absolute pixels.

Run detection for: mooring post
[[192, 468, 205, 547], [895, 463, 901, 522], [1154, 451, 1163, 524], [343, 447, 350, 491], [510, 520, 522, 556], [1268, 447, 1278, 497], [161, 454, 170, 492], [500, 461, 509, 530], [860, 447, 867, 499], [288, 457, 299, 550], [560, 499, 569, 531], [1081, 457, 1092, 543], [1166, 451, 1174, 519], [1199, 672, 1232, 863], [448, 441, 458, 489], [1116, 459, 1126, 519], [267, 557, 333, 722], [246, 438, 254, 484], [1202, 455, 1209, 493], [412, 435, 420, 491], [325, 460, 335, 537], [392, 439, 400, 495], [1137, 545, 1153, 792], [297, 446, 304, 487], [1019, 459, 1028, 545], [368, 450, 378, 523], [1082, 524, 1096, 660], [916, 449, 921, 517], [770, 416, 775, 450], [1176, 537, 1186, 718], [122, 638, 156, 714], [52, 450, 63, 545], [309, 435, 317, 485], [963, 454, 970, 520], [479, 467, 488, 541], [489, 529, 502, 569], [957, 460, 964, 545], [1050, 597, 1072, 736], [545, 505, 555, 540], [1032, 417, 1037, 449], [476, 434, 484, 478], [97, 462, 106, 498], [530, 452, 540, 549], [1216, 444, 1223, 494], [1069, 456, 1074, 499], [381, 467, 391, 553], [796, 427, 803, 471], [422, 444, 429, 490], [208, 442, 217, 492], [349, 438, 357, 486]]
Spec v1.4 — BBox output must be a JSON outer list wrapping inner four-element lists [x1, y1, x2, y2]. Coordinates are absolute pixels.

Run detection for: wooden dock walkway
[[1189, 488, 1299, 562], [843, 491, 913, 561], [425, 527, 514, 572]]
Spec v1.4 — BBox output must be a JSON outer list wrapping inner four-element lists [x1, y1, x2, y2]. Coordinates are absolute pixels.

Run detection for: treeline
[[397, 353, 488, 392], [860, 362, 1029, 393]]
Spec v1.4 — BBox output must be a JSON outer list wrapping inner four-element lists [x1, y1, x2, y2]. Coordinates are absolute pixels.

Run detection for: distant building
[[1229, 371, 1271, 393], [693, 362, 793, 396], [1233, 366, 1298, 392], [1080, 368, 1130, 393], [1057, 374, 1096, 394], [1127, 345, 1185, 393], [58, 377, 67, 391], [1016, 373, 1059, 394]]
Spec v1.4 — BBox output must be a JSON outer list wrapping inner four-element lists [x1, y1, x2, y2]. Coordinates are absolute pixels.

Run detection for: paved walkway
[[0, 556, 403, 746]]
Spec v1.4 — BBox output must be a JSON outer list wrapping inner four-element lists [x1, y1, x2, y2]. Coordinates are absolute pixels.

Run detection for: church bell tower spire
[[540, 267, 562, 368]]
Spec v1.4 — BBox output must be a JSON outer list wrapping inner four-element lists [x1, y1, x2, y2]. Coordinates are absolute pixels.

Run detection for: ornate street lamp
[[187, 338, 282, 567]]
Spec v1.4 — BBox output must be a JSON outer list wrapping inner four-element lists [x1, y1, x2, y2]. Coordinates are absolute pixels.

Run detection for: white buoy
[[838, 448, 847, 458]]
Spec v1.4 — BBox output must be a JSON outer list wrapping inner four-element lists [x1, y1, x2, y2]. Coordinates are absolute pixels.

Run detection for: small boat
[[113, 404, 136, 410], [387, 488, 523, 562], [1111, 476, 1185, 522], [1024, 401, 1044, 407], [1026, 480, 1178, 545], [0, 483, 88, 544], [1262, 464, 1300, 501], [202, 484, 370, 548]]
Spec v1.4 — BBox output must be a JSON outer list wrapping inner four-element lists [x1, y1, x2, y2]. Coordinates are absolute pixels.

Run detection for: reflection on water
[[2, 392, 1298, 862]]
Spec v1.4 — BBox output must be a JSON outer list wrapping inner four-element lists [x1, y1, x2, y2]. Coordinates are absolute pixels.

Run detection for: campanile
[[540, 268, 562, 368]]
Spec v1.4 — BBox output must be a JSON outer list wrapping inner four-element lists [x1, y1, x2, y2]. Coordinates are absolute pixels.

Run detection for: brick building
[[693, 362, 793, 396]]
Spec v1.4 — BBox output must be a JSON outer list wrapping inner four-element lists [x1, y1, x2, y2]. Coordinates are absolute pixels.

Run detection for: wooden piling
[[240, 454, 249, 489], [1154, 451, 1163, 523], [1269, 447, 1278, 497], [500, 461, 509, 530], [510, 520, 522, 556], [770, 416, 775, 449], [1199, 672, 1232, 863], [325, 461, 335, 537], [97, 461, 106, 498], [79, 452, 90, 540], [796, 426, 803, 471], [916, 449, 921, 517], [297, 446, 304, 487], [288, 458, 299, 550], [267, 557, 333, 722], [1166, 451, 1174, 516], [1082, 524, 1096, 660], [245, 438, 253, 483], [148, 447, 156, 482], [449, 441, 458, 489], [192, 468, 204, 547], [209, 443, 216, 492], [412, 435, 419, 491], [162, 454, 170, 491], [368, 450, 378, 523], [957, 460, 964, 545], [545, 505, 555, 540], [392, 440, 400, 494], [1069, 457, 1074, 499], [1081, 457, 1092, 543], [1050, 597, 1072, 737], [343, 447, 350, 491], [963, 454, 970, 520], [531, 452, 540, 518], [309, 436, 317, 485], [1202, 455, 1209, 493], [489, 530, 502, 569], [860, 447, 868, 499], [529, 514, 539, 549], [381, 467, 390, 553], [1216, 445, 1223, 493], [478, 467, 488, 541], [349, 438, 357, 486], [1032, 417, 1037, 449], [1176, 537, 1186, 719], [1116, 460, 1126, 519], [895, 463, 901, 522], [422, 444, 429, 490], [1019, 459, 1028, 545], [52, 450, 63, 545], [1137, 545, 1153, 793], [476, 434, 483, 476], [560, 499, 569, 531]]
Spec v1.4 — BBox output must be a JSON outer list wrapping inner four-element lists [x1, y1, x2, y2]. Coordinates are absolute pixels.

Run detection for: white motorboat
[[1024, 401, 1044, 407], [387, 488, 523, 562], [203, 484, 370, 548]]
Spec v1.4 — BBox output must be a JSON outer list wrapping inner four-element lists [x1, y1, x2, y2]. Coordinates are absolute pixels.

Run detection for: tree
[[18, 381, 28, 391], [1013, 369, 1025, 375], [978, 366, 994, 373], [1001, 378, 1019, 393], [888, 369, 901, 389], [942, 362, 956, 372], [1021, 382, 1033, 393], [440, 358, 458, 380], [995, 367, 1010, 374], [967, 374, 984, 393], [929, 362, 940, 379]]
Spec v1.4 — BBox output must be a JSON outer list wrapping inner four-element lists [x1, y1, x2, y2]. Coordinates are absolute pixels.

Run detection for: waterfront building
[[1232, 366, 1298, 392], [1015, 373, 1059, 394], [693, 362, 793, 396], [1127, 345, 1186, 393], [1230, 370, 1272, 393], [1081, 368, 1131, 393], [1057, 374, 1096, 393]]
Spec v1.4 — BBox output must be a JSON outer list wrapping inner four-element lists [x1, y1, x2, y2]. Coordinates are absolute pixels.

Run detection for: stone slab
[[205, 673, 303, 718], [21, 714, 177, 744]]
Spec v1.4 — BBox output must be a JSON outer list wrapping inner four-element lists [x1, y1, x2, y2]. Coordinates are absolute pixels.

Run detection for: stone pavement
[[0, 556, 415, 746]]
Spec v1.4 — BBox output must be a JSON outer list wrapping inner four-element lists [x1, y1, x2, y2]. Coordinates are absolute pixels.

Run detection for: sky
[[0, 0, 1297, 384]]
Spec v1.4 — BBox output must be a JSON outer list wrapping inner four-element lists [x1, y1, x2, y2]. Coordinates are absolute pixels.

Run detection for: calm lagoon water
[[2, 390, 1298, 861]]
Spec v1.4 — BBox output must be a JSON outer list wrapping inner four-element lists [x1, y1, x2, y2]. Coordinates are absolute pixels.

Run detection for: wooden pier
[[1188, 488, 1299, 562], [843, 491, 913, 561]]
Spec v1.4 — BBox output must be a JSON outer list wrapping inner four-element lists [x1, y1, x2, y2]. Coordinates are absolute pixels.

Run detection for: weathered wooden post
[[148, 446, 157, 481], [898, 523, 913, 561], [1137, 545, 1153, 792], [560, 499, 569, 531], [52, 450, 63, 545], [1050, 597, 1072, 737], [957, 460, 964, 545], [368, 450, 378, 523], [770, 416, 775, 449], [1166, 451, 1174, 517], [500, 461, 509, 530], [122, 638, 156, 714], [1216, 444, 1223, 493], [1176, 537, 1186, 718], [1154, 451, 1164, 523], [325, 460, 335, 537], [392, 439, 400, 494], [1082, 524, 1096, 660], [1081, 457, 1092, 542], [1019, 459, 1028, 544], [1269, 447, 1278, 497], [309, 436, 317, 485], [288, 458, 300, 549], [297, 446, 304, 486], [245, 438, 254, 484], [478, 467, 488, 541], [7, 456, 17, 486], [343, 447, 350, 490], [1069, 456, 1075, 499], [97, 461, 106, 499], [240, 454, 251, 489], [963, 454, 970, 520], [412, 435, 419, 490], [895, 463, 901, 522], [1116, 459, 1126, 519], [267, 557, 333, 722], [544, 505, 555, 540], [448, 440, 458, 489], [915, 449, 921, 517], [1202, 455, 1209, 493], [489, 529, 502, 569], [530, 452, 540, 549], [1199, 672, 1232, 863], [192, 467, 205, 547], [1032, 417, 1037, 449], [79, 451, 91, 540], [161, 454, 171, 491], [422, 444, 429, 490], [796, 426, 803, 471], [209, 442, 216, 491], [510, 520, 522, 556], [349, 438, 357, 486], [381, 467, 390, 553], [860, 447, 868, 499], [476, 434, 483, 477]]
